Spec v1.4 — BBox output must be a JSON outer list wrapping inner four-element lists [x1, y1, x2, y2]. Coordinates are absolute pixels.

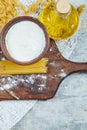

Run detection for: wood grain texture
[[0, 39, 87, 100]]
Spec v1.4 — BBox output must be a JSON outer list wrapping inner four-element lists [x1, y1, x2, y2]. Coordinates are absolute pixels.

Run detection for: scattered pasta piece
[[77, 4, 85, 16]]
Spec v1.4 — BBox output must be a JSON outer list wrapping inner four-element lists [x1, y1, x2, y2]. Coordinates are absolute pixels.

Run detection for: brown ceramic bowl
[[0, 16, 50, 65]]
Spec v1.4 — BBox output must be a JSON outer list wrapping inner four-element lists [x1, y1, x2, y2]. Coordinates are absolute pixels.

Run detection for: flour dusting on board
[[48, 69, 67, 79], [59, 69, 67, 78], [0, 74, 47, 92], [49, 61, 60, 67]]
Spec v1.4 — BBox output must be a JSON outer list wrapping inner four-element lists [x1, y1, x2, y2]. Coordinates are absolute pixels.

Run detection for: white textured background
[[0, 0, 87, 130]]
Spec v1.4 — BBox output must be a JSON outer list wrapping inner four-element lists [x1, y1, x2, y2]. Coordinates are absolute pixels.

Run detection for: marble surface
[[11, 0, 87, 130]]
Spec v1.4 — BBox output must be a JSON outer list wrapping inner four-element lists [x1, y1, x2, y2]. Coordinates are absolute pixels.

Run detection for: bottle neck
[[56, 6, 71, 19]]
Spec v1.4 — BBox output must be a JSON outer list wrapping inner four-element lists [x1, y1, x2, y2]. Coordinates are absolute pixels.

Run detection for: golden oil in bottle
[[39, 1, 79, 40]]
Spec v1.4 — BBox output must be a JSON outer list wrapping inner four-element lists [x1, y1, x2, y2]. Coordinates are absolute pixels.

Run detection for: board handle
[[62, 59, 87, 75]]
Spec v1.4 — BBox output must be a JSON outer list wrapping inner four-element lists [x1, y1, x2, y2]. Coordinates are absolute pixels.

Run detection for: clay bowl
[[0, 16, 50, 65]]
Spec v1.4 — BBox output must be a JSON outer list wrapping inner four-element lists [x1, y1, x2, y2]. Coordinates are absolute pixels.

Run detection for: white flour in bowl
[[5, 21, 46, 62]]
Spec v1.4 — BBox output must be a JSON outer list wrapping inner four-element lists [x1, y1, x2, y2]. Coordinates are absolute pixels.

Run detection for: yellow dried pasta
[[0, 0, 52, 30], [0, 58, 48, 75], [28, 0, 54, 14], [0, 0, 20, 30]]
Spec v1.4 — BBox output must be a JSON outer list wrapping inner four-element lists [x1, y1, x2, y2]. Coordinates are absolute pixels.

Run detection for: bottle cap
[[56, 0, 71, 14]]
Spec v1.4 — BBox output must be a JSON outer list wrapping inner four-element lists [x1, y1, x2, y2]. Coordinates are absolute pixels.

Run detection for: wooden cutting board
[[0, 39, 87, 100]]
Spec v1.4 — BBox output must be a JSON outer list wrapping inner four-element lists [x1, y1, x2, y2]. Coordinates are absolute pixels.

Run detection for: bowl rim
[[0, 16, 50, 65]]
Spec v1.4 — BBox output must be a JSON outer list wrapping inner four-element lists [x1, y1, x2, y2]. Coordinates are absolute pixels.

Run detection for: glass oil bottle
[[39, 0, 79, 40]]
